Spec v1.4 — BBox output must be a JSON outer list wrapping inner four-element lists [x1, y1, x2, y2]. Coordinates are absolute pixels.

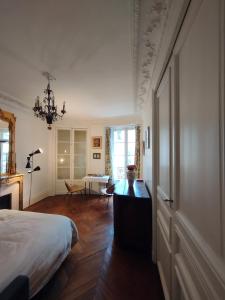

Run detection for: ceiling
[[0, 0, 136, 120]]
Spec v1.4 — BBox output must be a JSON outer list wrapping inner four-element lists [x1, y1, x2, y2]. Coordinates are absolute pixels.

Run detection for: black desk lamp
[[25, 148, 43, 206]]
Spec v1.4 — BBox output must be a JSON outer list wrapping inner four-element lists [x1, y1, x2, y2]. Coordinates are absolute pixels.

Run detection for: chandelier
[[33, 72, 66, 130]]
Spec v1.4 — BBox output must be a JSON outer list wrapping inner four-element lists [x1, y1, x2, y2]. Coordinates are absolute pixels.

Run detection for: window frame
[[111, 126, 136, 180]]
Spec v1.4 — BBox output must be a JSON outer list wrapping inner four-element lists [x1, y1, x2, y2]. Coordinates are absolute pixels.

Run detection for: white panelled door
[[154, 0, 225, 299], [156, 67, 173, 300]]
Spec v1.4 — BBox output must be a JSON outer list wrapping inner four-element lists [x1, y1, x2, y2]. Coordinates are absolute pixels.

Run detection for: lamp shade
[[28, 166, 41, 173], [33, 166, 41, 172], [29, 148, 43, 156], [25, 157, 31, 168]]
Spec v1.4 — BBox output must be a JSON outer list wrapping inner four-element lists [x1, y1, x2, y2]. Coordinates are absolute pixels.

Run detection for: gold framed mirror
[[0, 109, 16, 175]]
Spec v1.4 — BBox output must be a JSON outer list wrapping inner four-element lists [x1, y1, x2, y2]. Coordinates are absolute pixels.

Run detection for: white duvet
[[0, 209, 78, 298]]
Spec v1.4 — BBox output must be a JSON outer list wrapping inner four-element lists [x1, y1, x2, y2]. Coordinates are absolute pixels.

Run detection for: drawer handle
[[164, 199, 173, 203]]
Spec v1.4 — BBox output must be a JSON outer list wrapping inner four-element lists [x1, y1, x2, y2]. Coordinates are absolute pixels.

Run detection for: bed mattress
[[0, 209, 78, 298]]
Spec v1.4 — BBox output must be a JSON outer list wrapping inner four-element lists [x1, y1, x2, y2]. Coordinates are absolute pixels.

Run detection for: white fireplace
[[0, 174, 24, 210], [0, 183, 19, 209], [0, 193, 12, 209]]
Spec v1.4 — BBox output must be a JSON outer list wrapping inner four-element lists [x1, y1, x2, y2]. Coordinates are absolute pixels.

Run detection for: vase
[[127, 170, 135, 187]]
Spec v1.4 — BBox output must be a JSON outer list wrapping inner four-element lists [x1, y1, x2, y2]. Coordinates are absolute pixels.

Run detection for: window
[[112, 127, 135, 180]]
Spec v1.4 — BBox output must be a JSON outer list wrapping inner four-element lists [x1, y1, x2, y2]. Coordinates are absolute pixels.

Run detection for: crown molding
[[0, 90, 30, 113], [135, 0, 192, 110], [131, 0, 141, 99], [136, 0, 170, 110]]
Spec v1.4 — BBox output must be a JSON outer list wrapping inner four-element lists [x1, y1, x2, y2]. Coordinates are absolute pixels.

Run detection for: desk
[[113, 179, 151, 252], [82, 175, 110, 194]]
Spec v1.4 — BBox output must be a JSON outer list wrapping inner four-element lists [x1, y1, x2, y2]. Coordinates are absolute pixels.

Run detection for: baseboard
[[30, 191, 49, 206], [157, 261, 170, 300], [174, 253, 201, 300]]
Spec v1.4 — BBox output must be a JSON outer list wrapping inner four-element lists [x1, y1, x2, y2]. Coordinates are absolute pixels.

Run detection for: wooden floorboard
[[27, 195, 164, 300]]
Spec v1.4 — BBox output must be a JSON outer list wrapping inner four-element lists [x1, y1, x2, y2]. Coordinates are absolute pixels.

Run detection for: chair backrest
[[65, 181, 72, 192], [106, 177, 113, 188], [106, 184, 115, 194]]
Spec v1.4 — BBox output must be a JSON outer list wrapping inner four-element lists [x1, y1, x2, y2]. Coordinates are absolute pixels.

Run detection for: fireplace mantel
[[0, 173, 24, 210]]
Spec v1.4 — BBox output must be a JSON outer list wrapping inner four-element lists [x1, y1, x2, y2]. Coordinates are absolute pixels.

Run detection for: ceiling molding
[[131, 0, 141, 98], [0, 90, 30, 112], [136, 0, 172, 110]]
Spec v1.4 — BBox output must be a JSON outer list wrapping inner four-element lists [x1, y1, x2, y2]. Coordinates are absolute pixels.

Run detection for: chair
[[100, 183, 115, 207], [65, 181, 85, 199]]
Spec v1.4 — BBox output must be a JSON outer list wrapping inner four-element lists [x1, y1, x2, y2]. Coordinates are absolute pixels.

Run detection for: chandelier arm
[[32, 73, 66, 129]]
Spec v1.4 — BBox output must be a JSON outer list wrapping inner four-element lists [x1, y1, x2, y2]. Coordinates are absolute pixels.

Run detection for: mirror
[[0, 120, 9, 174], [0, 109, 16, 175]]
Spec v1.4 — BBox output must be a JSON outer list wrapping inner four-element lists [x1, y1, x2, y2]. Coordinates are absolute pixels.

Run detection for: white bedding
[[0, 209, 78, 298]]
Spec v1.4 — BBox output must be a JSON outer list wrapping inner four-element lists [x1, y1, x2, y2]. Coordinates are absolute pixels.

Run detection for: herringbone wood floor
[[27, 195, 164, 300]]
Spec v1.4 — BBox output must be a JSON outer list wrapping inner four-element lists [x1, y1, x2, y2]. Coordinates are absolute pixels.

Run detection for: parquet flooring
[[27, 194, 164, 300]]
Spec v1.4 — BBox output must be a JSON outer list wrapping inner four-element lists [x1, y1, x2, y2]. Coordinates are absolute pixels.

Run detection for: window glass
[[127, 143, 135, 156], [128, 129, 135, 143], [57, 168, 70, 179], [114, 143, 125, 156], [74, 130, 86, 179], [114, 130, 125, 143], [57, 129, 87, 180], [112, 128, 136, 180], [57, 155, 70, 168], [58, 130, 70, 141], [57, 142, 70, 154], [74, 130, 86, 142], [127, 155, 135, 165]]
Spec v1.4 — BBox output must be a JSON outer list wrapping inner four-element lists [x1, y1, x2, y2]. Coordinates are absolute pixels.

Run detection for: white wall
[[0, 99, 49, 208], [89, 124, 105, 175], [0, 96, 142, 202], [49, 115, 142, 194]]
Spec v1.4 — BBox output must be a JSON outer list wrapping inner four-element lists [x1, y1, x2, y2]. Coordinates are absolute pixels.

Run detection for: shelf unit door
[[56, 128, 87, 194], [57, 129, 71, 181], [74, 130, 87, 180]]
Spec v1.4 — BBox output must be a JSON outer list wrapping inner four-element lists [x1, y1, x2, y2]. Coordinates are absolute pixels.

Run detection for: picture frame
[[147, 126, 150, 149], [93, 153, 101, 159], [145, 126, 150, 149], [91, 136, 102, 149], [142, 141, 145, 156]]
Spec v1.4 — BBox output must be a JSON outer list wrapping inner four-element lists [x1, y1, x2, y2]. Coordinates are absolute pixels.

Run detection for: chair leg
[[69, 192, 72, 205], [66, 192, 71, 206], [107, 195, 112, 207]]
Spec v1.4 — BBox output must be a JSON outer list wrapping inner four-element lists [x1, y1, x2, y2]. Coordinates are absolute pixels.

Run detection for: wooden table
[[82, 175, 110, 194], [113, 179, 152, 253]]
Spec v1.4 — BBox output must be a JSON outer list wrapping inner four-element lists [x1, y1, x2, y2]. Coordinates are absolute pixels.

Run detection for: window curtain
[[105, 127, 112, 177], [135, 125, 141, 178]]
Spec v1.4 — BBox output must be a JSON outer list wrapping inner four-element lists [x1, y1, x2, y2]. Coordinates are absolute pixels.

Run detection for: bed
[[0, 209, 78, 298]]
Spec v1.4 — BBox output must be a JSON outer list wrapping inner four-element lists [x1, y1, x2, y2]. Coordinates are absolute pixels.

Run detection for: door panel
[[158, 69, 171, 201], [172, 0, 225, 298], [154, 0, 225, 299], [178, 0, 221, 254], [156, 67, 173, 299]]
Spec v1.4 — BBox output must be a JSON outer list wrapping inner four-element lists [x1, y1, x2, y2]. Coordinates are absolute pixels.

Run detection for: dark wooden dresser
[[113, 180, 152, 253]]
